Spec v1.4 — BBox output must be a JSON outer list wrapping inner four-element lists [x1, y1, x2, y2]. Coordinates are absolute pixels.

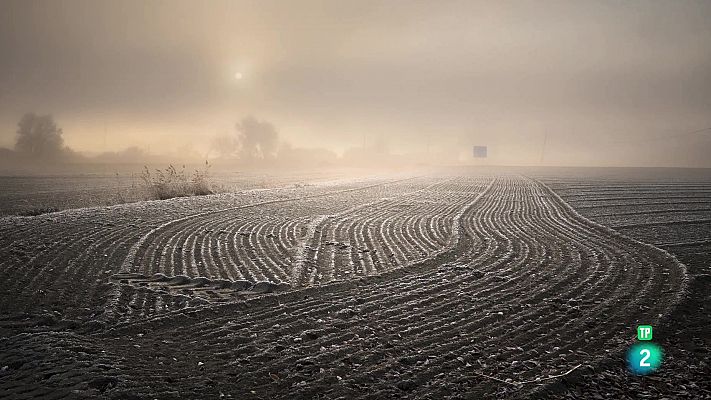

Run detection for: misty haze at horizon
[[1, 0, 711, 168]]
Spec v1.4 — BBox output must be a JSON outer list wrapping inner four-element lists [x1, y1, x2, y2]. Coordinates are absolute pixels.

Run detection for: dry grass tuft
[[141, 161, 214, 200]]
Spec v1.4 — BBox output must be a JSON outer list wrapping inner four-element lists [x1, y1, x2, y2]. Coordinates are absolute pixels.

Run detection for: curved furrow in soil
[[308, 179, 684, 400], [103, 179, 434, 319], [0, 191, 321, 321], [533, 176, 711, 398], [398, 182, 642, 398], [292, 178, 475, 285], [0, 179, 421, 325], [2, 215, 148, 318], [85, 175, 687, 399], [102, 178, 495, 336], [119, 178, 419, 278], [0, 174, 688, 399]]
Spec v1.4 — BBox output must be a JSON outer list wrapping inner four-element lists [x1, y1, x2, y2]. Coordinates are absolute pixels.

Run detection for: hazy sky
[[1, 0, 711, 166]]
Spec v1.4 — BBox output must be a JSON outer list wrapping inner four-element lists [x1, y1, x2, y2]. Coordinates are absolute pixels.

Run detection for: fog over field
[[1, 0, 711, 169], [2, 2, 711, 400]]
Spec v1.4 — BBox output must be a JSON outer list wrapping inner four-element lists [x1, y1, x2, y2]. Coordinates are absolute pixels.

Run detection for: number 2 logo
[[627, 342, 661, 375], [639, 348, 651, 367]]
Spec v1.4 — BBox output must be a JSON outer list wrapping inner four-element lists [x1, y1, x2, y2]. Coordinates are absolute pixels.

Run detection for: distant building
[[473, 145, 487, 158]]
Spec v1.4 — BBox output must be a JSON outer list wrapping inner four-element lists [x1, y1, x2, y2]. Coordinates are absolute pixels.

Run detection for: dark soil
[[0, 169, 708, 399]]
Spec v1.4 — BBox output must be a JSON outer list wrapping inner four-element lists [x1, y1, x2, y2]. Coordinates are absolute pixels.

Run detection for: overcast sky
[[1, 0, 710, 166]]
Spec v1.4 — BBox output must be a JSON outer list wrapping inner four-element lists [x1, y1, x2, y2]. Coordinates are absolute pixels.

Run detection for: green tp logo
[[637, 325, 653, 341]]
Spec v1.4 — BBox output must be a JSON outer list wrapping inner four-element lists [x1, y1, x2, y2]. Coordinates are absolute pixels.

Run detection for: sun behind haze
[[1, 0, 710, 167]]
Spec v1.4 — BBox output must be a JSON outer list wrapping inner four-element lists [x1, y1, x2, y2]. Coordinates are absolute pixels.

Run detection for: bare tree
[[15, 113, 65, 159], [236, 116, 278, 160]]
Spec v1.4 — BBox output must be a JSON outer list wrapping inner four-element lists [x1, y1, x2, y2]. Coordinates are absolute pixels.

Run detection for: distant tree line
[[4, 112, 400, 169]]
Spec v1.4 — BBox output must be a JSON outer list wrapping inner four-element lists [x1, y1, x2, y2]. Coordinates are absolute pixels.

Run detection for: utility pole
[[540, 132, 548, 165]]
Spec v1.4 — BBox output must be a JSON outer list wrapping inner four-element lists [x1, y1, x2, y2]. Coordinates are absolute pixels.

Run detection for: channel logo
[[627, 325, 663, 375]]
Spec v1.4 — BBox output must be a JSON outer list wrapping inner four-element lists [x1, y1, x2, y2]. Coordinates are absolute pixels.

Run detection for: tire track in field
[[80, 175, 686, 399]]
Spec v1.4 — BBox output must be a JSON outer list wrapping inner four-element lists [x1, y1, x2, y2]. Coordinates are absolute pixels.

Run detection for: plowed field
[[0, 168, 701, 399]]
